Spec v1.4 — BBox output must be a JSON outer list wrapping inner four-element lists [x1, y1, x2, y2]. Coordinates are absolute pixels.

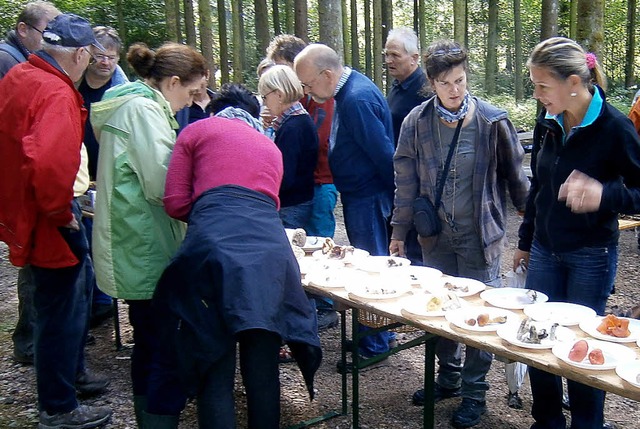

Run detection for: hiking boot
[[451, 398, 487, 428], [76, 370, 110, 396], [38, 404, 112, 429], [317, 309, 339, 331], [507, 391, 523, 409], [412, 384, 461, 406]]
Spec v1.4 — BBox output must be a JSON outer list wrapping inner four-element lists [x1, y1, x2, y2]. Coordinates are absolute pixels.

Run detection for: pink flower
[[585, 52, 597, 70]]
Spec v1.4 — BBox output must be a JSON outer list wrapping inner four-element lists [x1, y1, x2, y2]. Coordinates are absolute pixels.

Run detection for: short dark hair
[[266, 34, 306, 64], [209, 83, 260, 119], [16, 1, 59, 29], [94, 26, 122, 53], [424, 40, 468, 81]]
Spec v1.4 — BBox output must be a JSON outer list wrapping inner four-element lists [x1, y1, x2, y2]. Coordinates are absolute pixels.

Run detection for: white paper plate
[[480, 287, 548, 310], [406, 266, 444, 289], [579, 316, 640, 343], [439, 277, 487, 297], [523, 302, 597, 326], [401, 293, 468, 318], [306, 267, 360, 289], [355, 255, 411, 273], [345, 277, 411, 301], [312, 248, 370, 264], [301, 236, 326, 252], [615, 360, 640, 388], [445, 307, 517, 332], [496, 321, 575, 350], [552, 339, 636, 370]]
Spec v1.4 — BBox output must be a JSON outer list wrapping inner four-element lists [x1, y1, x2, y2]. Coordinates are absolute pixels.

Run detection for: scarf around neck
[[435, 91, 470, 123]]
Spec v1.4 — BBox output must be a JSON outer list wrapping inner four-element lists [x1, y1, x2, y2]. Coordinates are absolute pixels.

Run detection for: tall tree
[[165, 0, 179, 42], [382, 0, 393, 89], [285, 0, 294, 34], [576, 0, 604, 57], [255, 0, 271, 57], [514, 0, 523, 101], [625, 0, 636, 87], [319, 0, 344, 57], [453, 0, 465, 46], [569, 0, 577, 40], [183, 0, 196, 47], [272, 0, 281, 36], [295, 0, 308, 42], [485, 0, 498, 95], [418, 0, 426, 59], [373, 0, 382, 88], [342, 0, 350, 64], [198, 0, 215, 89], [350, 0, 359, 69], [174, 0, 182, 43], [540, 0, 558, 41], [217, 0, 230, 84], [364, 0, 372, 77], [231, 0, 244, 82]]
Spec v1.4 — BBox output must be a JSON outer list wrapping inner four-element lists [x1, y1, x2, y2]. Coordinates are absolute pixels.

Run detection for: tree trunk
[[217, 0, 229, 84], [626, 0, 636, 87], [541, 0, 558, 41], [231, 0, 244, 82], [418, 0, 426, 61], [319, 0, 344, 57], [372, 0, 382, 88], [342, 0, 350, 64], [255, 0, 271, 58], [569, 0, 577, 40], [576, 0, 604, 57], [364, 0, 372, 77], [514, 0, 523, 101], [350, 0, 359, 69], [285, 0, 294, 34], [453, 0, 465, 46], [485, 0, 498, 95], [165, 0, 178, 42], [382, 0, 393, 89], [183, 0, 196, 47], [174, 0, 182, 43], [295, 0, 308, 42], [272, 0, 281, 36], [413, 0, 418, 37], [198, 0, 215, 89]]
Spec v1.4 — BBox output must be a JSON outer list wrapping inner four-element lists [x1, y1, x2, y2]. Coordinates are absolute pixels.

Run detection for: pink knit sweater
[[164, 117, 283, 221]]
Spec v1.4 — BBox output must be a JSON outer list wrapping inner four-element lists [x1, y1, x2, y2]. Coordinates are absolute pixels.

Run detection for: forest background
[[1, 0, 639, 131]]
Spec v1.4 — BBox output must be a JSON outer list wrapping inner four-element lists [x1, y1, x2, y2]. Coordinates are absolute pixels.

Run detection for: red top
[[301, 96, 334, 185], [164, 117, 284, 222]]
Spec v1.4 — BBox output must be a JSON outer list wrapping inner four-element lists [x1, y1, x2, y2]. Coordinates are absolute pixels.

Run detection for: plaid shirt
[[391, 96, 530, 263], [272, 101, 308, 133]]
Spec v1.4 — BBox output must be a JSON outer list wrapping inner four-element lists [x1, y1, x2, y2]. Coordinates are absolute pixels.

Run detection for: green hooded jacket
[[91, 81, 186, 300]]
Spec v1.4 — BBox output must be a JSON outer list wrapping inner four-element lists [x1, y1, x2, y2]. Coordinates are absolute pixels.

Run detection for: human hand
[[389, 239, 405, 257], [513, 249, 529, 272], [558, 169, 603, 213], [64, 217, 80, 231]]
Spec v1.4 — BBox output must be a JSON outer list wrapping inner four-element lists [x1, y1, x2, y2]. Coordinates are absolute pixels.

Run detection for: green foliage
[[479, 93, 538, 132]]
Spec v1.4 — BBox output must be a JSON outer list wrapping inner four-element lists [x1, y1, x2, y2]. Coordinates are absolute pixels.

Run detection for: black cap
[[42, 13, 105, 51]]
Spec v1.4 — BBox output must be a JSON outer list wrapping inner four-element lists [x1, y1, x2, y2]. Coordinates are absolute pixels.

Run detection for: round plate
[[552, 339, 636, 370], [523, 302, 597, 326], [401, 293, 468, 318], [301, 236, 326, 253], [355, 255, 411, 273], [345, 277, 411, 300], [312, 248, 370, 264], [615, 360, 640, 388], [306, 267, 359, 289], [480, 287, 548, 310], [439, 276, 486, 297], [445, 307, 517, 332], [496, 321, 575, 350], [405, 266, 444, 288], [579, 316, 640, 343]]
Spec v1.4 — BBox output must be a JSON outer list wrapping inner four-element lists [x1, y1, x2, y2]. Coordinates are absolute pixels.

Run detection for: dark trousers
[[12, 265, 35, 359], [31, 201, 92, 414], [128, 300, 157, 397]]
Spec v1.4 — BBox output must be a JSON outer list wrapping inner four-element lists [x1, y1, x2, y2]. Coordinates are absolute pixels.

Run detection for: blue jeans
[[279, 200, 313, 229], [422, 224, 500, 401], [305, 184, 338, 237], [526, 240, 616, 429], [32, 200, 92, 414], [342, 190, 394, 356]]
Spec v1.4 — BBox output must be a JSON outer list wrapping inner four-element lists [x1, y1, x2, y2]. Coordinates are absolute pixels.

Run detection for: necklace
[[436, 118, 459, 232]]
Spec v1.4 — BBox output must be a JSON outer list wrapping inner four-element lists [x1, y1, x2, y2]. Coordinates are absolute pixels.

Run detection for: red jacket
[[0, 53, 86, 268]]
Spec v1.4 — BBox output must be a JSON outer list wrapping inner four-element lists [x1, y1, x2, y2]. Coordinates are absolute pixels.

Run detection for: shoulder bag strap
[[433, 119, 464, 209]]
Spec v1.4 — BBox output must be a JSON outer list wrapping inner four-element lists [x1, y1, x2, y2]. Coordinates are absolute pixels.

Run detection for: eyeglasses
[[82, 47, 97, 65], [94, 53, 118, 63], [430, 47, 463, 57], [261, 89, 276, 101], [300, 69, 327, 90], [27, 23, 44, 35]]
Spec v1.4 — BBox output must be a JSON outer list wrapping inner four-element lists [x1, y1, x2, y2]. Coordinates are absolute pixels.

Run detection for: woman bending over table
[[514, 37, 640, 429]]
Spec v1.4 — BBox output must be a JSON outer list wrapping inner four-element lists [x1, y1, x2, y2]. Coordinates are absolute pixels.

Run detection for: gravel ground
[[1, 203, 639, 428]]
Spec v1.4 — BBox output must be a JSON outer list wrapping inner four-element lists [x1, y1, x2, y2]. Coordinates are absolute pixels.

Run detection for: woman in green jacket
[[91, 42, 207, 426]]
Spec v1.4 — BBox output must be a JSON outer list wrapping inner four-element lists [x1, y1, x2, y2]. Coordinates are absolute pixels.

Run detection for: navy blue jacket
[[387, 67, 429, 146]]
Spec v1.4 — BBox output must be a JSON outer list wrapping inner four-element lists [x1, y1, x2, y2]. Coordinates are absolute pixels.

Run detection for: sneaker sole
[[38, 411, 110, 429]]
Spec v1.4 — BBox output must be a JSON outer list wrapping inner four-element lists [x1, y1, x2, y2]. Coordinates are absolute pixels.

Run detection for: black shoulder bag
[[413, 119, 464, 237]]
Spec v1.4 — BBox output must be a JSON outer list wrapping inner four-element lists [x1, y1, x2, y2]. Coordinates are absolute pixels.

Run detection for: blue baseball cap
[[42, 13, 105, 51]]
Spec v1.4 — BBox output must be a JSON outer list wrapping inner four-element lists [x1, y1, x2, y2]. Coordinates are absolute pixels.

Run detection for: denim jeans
[[341, 190, 395, 356], [526, 240, 616, 429], [422, 224, 500, 401], [279, 200, 313, 229], [305, 184, 338, 237], [31, 200, 92, 414], [12, 265, 35, 359]]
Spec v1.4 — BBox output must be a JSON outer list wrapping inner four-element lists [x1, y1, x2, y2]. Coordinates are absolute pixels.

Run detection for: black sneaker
[[451, 398, 487, 428], [76, 370, 110, 397], [38, 404, 112, 429], [507, 391, 523, 409], [317, 310, 338, 331], [412, 384, 461, 406]]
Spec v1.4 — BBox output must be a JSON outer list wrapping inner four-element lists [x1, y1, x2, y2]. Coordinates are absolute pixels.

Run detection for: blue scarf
[[435, 91, 470, 123]]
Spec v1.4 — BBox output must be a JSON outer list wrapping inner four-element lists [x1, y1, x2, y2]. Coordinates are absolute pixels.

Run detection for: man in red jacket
[[0, 13, 112, 429]]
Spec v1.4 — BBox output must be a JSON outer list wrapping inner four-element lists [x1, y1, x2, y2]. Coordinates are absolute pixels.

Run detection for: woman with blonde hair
[[258, 65, 318, 229], [514, 37, 640, 429], [90, 41, 207, 426]]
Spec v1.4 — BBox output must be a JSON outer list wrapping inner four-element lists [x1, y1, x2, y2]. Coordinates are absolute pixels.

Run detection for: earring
[[570, 92, 577, 97]]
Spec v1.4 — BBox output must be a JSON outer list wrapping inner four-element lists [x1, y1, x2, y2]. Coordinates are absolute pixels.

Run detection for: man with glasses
[[0, 13, 112, 429], [0, 1, 59, 79]]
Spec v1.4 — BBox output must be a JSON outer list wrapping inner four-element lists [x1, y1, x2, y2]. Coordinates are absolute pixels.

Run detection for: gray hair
[[42, 40, 78, 55], [386, 27, 419, 56], [16, 1, 59, 29]]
